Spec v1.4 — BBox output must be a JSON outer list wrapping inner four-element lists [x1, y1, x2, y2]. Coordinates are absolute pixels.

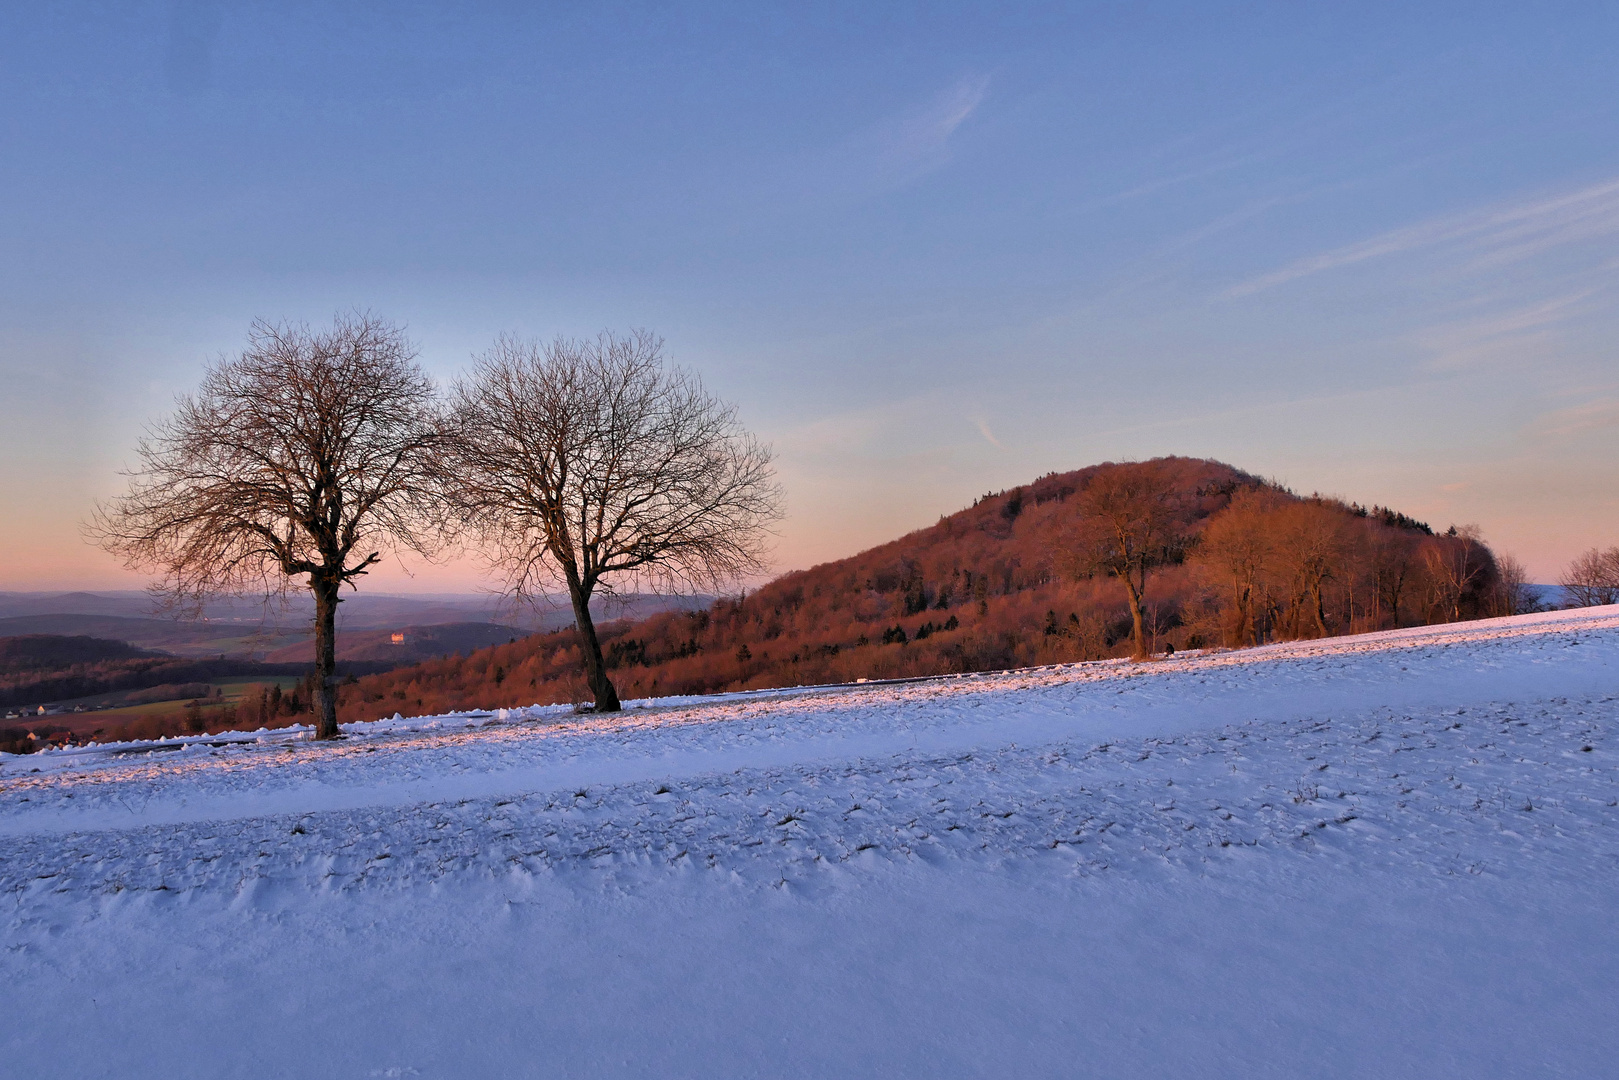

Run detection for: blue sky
[[4, 2, 1618, 589]]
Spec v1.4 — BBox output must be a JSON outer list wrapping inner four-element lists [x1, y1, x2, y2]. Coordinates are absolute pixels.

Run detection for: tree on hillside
[[1064, 461, 1189, 659], [90, 314, 443, 739], [1366, 527, 1419, 629], [1558, 546, 1619, 608], [1420, 526, 1494, 623], [1272, 501, 1351, 638], [1488, 553, 1537, 617], [442, 330, 782, 712], [1192, 486, 1281, 647]]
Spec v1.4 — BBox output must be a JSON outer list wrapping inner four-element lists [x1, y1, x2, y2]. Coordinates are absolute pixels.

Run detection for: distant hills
[[0, 591, 708, 659], [0, 633, 155, 671], [0, 614, 309, 656], [0, 592, 164, 619], [262, 622, 530, 664], [0, 634, 325, 716]]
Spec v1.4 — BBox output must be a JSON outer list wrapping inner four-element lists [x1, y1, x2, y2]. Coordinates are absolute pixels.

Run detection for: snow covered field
[[4, 608, 1618, 1078]]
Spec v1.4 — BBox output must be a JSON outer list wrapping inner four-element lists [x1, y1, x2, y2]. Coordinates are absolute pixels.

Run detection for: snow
[[4, 607, 1618, 1077]]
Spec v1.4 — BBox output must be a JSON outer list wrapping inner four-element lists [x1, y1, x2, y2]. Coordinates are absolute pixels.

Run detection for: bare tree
[[1064, 461, 1188, 659], [1366, 527, 1418, 630], [1420, 525, 1493, 623], [1491, 553, 1538, 617], [90, 314, 443, 739], [442, 330, 782, 712], [1559, 546, 1619, 607], [1191, 485, 1279, 647], [1272, 501, 1350, 638]]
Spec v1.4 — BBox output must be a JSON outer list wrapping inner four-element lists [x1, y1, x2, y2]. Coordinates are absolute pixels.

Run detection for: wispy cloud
[[758, 75, 989, 212], [778, 405, 890, 460], [896, 77, 988, 157], [1528, 397, 1619, 439], [973, 418, 1004, 449], [1228, 176, 1619, 297], [1091, 152, 1269, 208], [863, 75, 989, 188], [1412, 287, 1604, 369]]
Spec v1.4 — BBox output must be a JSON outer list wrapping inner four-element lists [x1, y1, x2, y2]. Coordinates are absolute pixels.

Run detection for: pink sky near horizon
[[4, 436, 1609, 595]]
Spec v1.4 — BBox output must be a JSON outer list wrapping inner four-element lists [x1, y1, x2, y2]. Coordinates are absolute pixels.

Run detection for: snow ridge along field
[[4, 607, 1618, 1079]]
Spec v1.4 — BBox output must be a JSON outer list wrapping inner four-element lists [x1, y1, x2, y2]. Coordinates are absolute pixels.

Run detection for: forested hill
[[0, 634, 154, 671], [335, 456, 1507, 723]]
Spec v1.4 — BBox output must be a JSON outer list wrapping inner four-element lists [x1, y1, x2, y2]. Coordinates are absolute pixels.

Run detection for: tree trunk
[[565, 572, 621, 712], [311, 576, 342, 739], [1230, 578, 1253, 648], [1120, 572, 1148, 659], [1385, 572, 1404, 629]]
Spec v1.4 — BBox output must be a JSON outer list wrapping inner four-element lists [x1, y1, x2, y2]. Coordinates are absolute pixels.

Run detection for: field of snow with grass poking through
[[4, 607, 1619, 1078]]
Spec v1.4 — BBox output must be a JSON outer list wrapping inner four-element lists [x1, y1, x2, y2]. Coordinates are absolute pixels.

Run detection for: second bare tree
[[442, 330, 782, 711]]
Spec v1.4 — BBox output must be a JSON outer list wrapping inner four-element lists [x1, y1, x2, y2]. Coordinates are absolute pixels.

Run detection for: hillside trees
[[1193, 487, 1281, 646], [325, 460, 1533, 722], [1190, 494, 1503, 640], [90, 314, 443, 739], [1272, 501, 1352, 638], [1366, 528, 1419, 629], [1064, 461, 1192, 658], [441, 330, 782, 712]]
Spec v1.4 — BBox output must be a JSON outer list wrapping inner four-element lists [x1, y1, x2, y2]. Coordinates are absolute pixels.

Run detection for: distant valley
[[0, 591, 708, 660], [0, 590, 708, 747]]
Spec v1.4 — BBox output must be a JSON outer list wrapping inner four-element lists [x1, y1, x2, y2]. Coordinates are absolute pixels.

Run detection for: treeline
[[113, 676, 324, 743], [326, 457, 1525, 723], [1560, 546, 1619, 607], [1188, 488, 1519, 646], [2, 675, 328, 754]]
